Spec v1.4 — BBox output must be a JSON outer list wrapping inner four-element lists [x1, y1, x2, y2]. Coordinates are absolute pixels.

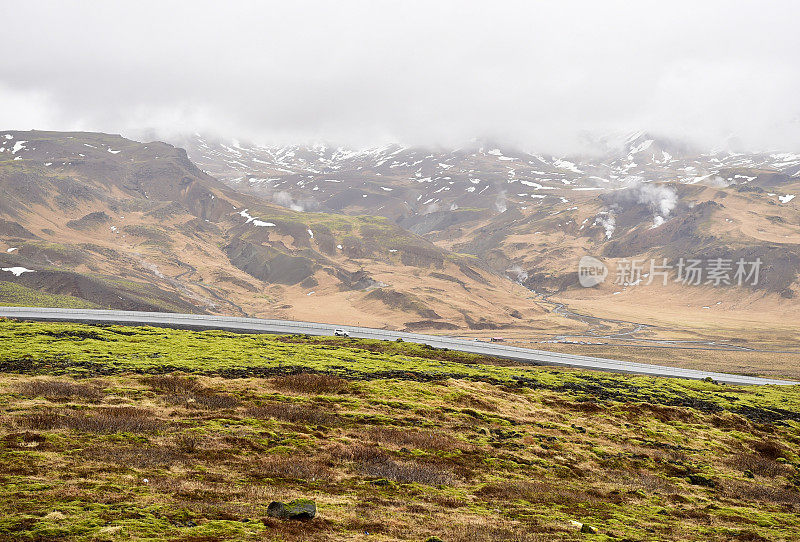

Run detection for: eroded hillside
[[0, 130, 555, 333], [179, 133, 800, 351]]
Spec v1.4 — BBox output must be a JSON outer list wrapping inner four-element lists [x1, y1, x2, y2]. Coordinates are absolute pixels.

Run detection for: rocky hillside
[[2, 129, 799, 345], [179, 132, 800, 224], [0, 130, 548, 333], [178, 133, 800, 345]]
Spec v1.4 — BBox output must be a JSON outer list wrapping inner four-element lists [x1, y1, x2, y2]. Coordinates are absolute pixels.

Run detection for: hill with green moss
[[0, 320, 799, 541]]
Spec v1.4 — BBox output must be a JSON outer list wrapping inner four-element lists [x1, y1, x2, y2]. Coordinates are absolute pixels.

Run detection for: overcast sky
[[2, 0, 799, 152]]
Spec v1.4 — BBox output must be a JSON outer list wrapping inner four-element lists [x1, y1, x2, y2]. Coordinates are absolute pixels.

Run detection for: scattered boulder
[[580, 523, 598, 534], [266, 499, 316, 520]]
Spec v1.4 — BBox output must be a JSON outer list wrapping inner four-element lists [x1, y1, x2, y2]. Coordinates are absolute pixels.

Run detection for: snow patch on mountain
[[1, 267, 34, 276]]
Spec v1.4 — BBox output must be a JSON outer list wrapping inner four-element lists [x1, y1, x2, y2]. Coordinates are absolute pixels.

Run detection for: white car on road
[[334, 329, 350, 337]]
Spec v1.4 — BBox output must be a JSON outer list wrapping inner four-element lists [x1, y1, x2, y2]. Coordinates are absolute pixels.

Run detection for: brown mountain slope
[[0, 130, 561, 333]]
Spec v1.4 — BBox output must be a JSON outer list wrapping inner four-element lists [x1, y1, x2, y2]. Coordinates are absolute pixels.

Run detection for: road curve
[[0, 307, 796, 386]]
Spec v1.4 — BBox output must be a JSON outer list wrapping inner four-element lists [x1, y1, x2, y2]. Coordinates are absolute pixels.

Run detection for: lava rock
[[266, 499, 316, 520]]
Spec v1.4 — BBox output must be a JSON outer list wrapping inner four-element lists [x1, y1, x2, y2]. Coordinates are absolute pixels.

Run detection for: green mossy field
[[0, 319, 799, 541], [0, 282, 99, 310]]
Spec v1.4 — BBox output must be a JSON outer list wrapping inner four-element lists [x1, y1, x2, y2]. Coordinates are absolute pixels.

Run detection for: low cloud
[[1, 1, 799, 152]]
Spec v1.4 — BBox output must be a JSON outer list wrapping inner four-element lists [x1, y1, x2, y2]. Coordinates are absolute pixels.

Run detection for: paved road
[[0, 307, 796, 386]]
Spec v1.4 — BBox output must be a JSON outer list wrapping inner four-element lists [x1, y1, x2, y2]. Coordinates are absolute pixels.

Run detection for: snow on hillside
[[178, 133, 800, 221]]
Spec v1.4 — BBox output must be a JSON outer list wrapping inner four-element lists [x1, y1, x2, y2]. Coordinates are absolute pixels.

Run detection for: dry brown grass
[[725, 452, 793, 477], [357, 456, 455, 485], [259, 517, 336, 539], [15, 378, 103, 401], [751, 440, 788, 461], [142, 374, 201, 394], [365, 426, 471, 451], [476, 480, 604, 506], [90, 444, 188, 468], [144, 374, 240, 410], [445, 523, 559, 542], [254, 455, 333, 482], [247, 402, 339, 426], [721, 479, 800, 507], [270, 373, 354, 395], [165, 391, 240, 410], [608, 470, 678, 494], [18, 406, 165, 433], [328, 442, 388, 462]]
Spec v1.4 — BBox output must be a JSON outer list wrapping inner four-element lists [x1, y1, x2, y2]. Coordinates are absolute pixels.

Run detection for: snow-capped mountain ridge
[[176, 133, 799, 222]]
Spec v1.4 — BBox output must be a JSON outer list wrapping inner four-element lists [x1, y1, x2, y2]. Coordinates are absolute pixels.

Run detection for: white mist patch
[[607, 181, 678, 227], [272, 190, 307, 212], [638, 183, 677, 218], [506, 265, 528, 283], [593, 211, 616, 239], [495, 189, 508, 213], [422, 202, 440, 214]]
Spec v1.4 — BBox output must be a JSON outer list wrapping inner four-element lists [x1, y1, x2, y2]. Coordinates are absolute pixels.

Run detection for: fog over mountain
[[2, 0, 799, 152]]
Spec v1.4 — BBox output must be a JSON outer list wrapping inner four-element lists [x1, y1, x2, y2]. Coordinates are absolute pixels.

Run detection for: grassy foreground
[[0, 320, 799, 541]]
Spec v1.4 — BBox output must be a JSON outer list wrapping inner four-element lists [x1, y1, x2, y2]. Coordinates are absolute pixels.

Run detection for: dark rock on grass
[[267, 499, 316, 520], [580, 523, 598, 534]]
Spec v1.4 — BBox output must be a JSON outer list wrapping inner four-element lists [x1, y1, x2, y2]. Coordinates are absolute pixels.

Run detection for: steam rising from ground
[[594, 211, 617, 239], [606, 182, 678, 227], [271, 190, 317, 212], [506, 265, 528, 283], [423, 202, 441, 215], [495, 189, 508, 213]]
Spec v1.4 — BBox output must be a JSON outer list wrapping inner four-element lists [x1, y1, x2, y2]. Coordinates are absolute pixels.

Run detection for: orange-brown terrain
[[0, 131, 567, 335], [3, 130, 800, 377]]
